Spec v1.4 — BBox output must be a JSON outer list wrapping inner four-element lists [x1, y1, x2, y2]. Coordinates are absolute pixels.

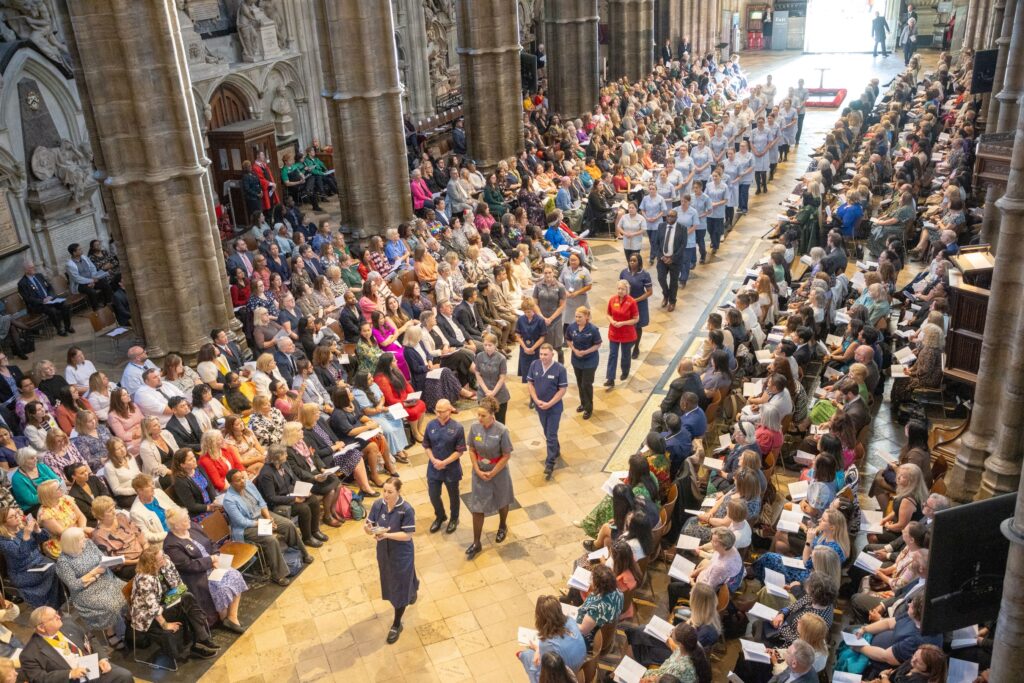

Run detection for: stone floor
[[30, 49, 924, 683]]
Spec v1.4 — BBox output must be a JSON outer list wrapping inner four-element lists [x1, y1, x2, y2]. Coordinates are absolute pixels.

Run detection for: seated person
[[20, 606, 133, 683], [848, 593, 941, 678], [516, 595, 587, 683]]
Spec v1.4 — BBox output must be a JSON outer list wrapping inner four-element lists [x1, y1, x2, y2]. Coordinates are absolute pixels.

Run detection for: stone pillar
[[682, 0, 693, 55], [455, 0, 524, 169], [989, 485, 1024, 683], [695, 0, 704, 54], [607, 0, 654, 82], [964, 0, 982, 49], [948, 98, 1024, 501], [996, 0, 1024, 133], [400, 0, 435, 123], [979, 0, 1018, 246], [316, 0, 412, 238], [544, 0, 599, 119], [655, 0, 680, 48], [62, 0, 236, 358]]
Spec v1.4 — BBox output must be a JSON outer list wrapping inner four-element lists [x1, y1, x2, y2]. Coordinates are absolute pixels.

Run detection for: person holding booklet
[[255, 445, 329, 546], [666, 527, 742, 608], [365, 477, 418, 644], [517, 595, 586, 683], [623, 582, 720, 666], [637, 621, 713, 683], [752, 508, 849, 585]]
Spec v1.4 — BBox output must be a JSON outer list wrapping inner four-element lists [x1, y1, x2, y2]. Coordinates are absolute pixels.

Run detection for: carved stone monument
[[270, 85, 295, 139], [176, 0, 227, 80], [17, 77, 99, 267], [236, 0, 280, 63], [0, 0, 70, 69]]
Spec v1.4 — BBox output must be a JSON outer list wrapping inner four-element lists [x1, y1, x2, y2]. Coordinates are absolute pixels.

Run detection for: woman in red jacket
[[605, 279, 640, 388], [229, 267, 251, 308], [373, 353, 427, 442], [197, 430, 243, 492]]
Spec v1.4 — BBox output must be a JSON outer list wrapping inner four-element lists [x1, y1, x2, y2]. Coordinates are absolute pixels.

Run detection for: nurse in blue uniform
[[365, 476, 418, 644]]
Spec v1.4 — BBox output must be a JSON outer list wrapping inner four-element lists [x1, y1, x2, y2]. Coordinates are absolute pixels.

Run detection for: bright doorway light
[[805, 0, 881, 53]]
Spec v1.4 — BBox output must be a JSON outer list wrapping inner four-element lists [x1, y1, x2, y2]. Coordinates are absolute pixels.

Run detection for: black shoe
[[544, 467, 553, 481], [446, 519, 458, 534], [465, 543, 482, 560], [220, 620, 246, 634], [603, 379, 614, 388], [620, 373, 629, 381], [313, 531, 329, 542], [582, 411, 592, 419], [495, 526, 507, 543], [302, 554, 315, 564], [272, 576, 291, 586], [430, 517, 447, 534], [582, 539, 596, 551], [190, 645, 217, 659], [196, 639, 220, 650], [528, 400, 536, 410], [631, 348, 640, 359], [386, 623, 403, 644], [56, 330, 68, 337], [66, 327, 75, 334], [576, 405, 584, 413], [303, 537, 323, 548]]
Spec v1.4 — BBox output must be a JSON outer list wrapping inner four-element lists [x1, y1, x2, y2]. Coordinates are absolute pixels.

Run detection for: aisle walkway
[[192, 50, 917, 683]]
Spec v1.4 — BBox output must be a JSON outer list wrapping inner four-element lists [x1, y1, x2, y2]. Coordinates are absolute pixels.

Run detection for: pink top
[[108, 408, 144, 455], [410, 178, 433, 209], [358, 295, 378, 322]]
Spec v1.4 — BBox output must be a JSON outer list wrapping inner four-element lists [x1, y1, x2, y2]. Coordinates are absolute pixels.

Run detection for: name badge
[[546, 375, 555, 379]]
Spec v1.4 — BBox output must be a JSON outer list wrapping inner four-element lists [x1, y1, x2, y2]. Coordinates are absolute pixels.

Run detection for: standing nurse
[[364, 477, 418, 644], [423, 399, 466, 535], [528, 344, 568, 481], [464, 397, 515, 559]]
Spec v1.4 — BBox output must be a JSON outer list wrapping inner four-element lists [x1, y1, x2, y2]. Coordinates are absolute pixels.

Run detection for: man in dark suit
[[793, 327, 815, 367], [839, 378, 871, 433], [226, 238, 254, 276], [872, 11, 890, 57], [453, 287, 484, 343], [20, 606, 133, 682], [166, 397, 203, 451], [337, 291, 363, 344], [652, 358, 707, 430], [212, 328, 246, 373], [660, 39, 672, 63], [17, 262, 73, 336], [767, 640, 819, 683], [273, 337, 303, 387], [655, 210, 687, 312], [436, 300, 478, 351]]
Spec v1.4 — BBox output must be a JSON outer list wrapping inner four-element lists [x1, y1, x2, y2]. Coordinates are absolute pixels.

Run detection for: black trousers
[[656, 258, 681, 305], [428, 478, 460, 521], [273, 496, 322, 542], [796, 113, 806, 142], [574, 366, 595, 412], [495, 400, 508, 425], [77, 278, 113, 309], [873, 37, 888, 56], [35, 303, 71, 332], [143, 592, 211, 661], [755, 171, 768, 192]]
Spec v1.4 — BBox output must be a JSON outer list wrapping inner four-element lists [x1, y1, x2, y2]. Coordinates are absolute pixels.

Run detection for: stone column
[[655, 0, 679, 48], [989, 482, 1024, 683], [544, 0, 599, 119], [316, 0, 412, 238], [979, 0, 1018, 246], [455, 0, 524, 169], [695, 0, 704, 54], [948, 99, 1024, 501], [996, 0, 1024, 132], [62, 0, 236, 358], [399, 0, 435, 123], [607, 0, 654, 82], [963, 0, 982, 49]]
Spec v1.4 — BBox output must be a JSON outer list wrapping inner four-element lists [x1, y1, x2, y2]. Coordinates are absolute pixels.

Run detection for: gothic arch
[[261, 60, 307, 101], [205, 73, 260, 122], [207, 81, 253, 131], [0, 48, 82, 140]]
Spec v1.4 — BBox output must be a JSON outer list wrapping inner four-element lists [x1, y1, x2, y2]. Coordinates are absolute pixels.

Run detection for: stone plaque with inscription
[[0, 194, 21, 255]]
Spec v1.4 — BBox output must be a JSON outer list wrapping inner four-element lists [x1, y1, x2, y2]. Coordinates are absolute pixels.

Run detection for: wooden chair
[[597, 621, 616, 656], [716, 583, 731, 611], [650, 508, 669, 552], [4, 293, 49, 338], [578, 629, 602, 683], [52, 272, 88, 313], [122, 578, 178, 672], [661, 483, 678, 525], [89, 306, 131, 351], [198, 508, 265, 578]]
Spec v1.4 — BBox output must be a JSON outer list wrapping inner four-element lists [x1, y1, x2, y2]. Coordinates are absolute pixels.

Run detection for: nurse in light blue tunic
[[365, 477, 418, 644], [749, 119, 771, 195], [691, 138, 714, 184], [710, 125, 729, 166]]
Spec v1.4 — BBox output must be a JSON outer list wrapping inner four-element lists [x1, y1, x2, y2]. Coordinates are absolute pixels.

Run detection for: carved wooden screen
[[208, 83, 250, 131]]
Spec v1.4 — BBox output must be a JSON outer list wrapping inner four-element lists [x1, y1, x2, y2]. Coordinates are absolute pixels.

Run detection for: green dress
[[356, 339, 382, 375], [580, 473, 657, 538], [641, 651, 696, 683]]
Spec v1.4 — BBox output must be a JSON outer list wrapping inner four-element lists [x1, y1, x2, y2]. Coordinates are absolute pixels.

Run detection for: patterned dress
[[193, 539, 247, 612], [71, 425, 114, 473], [577, 590, 623, 648], [55, 539, 126, 630], [249, 408, 286, 447], [681, 491, 761, 544], [38, 496, 80, 559], [751, 538, 846, 584]]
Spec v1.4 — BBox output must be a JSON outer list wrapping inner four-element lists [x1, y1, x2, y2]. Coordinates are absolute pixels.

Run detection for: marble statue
[[424, 0, 455, 96], [54, 139, 93, 203], [1, 0, 68, 65], [270, 85, 294, 138], [261, 0, 288, 49], [177, 0, 224, 64], [237, 0, 270, 62]]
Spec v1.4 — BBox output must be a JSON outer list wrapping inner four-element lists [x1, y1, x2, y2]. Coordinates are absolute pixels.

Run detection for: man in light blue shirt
[[119, 345, 158, 396], [65, 243, 111, 310]]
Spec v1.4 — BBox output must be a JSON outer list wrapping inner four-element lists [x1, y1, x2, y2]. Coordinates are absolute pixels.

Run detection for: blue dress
[[368, 497, 419, 609], [752, 538, 846, 584], [193, 539, 247, 612], [516, 313, 547, 380], [0, 530, 60, 608], [353, 385, 409, 454], [518, 616, 587, 683], [619, 268, 653, 328]]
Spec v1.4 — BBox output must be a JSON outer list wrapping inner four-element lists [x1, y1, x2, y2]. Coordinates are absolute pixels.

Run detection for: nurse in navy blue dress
[[515, 297, 547, 384], [364, 477, 418, 644], [619, 253, 653, 359]]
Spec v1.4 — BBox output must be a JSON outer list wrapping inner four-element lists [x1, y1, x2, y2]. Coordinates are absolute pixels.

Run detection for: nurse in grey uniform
[[365, 476, 418, 644], [464, 397, 514, 560]]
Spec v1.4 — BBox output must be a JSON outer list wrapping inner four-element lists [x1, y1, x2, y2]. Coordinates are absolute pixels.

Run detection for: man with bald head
[[651, 358, 707, 431], [119, 345, 157, 395], [20, 606, 133, 682], [423, 399, 466, 535], [854, 344, 880, 393]]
